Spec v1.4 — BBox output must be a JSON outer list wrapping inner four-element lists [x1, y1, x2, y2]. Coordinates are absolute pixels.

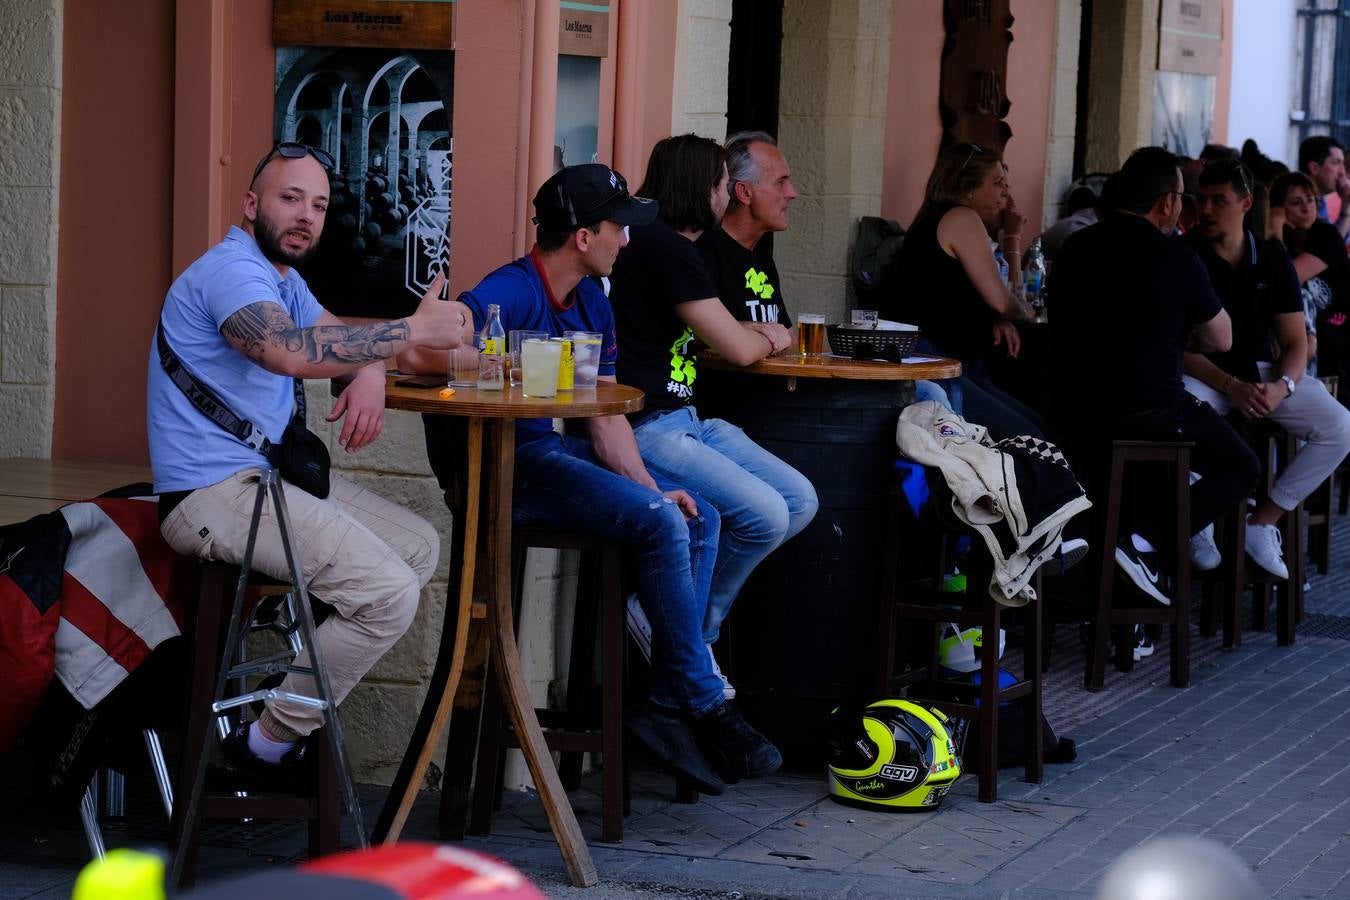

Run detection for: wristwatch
[[1280, 374, 1297, 397]]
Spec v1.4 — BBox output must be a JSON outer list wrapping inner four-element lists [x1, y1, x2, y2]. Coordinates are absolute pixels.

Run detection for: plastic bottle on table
[[994, 249, 1009, 289], [477, 303, 505, 390], [1023, 237, 1046, 316]]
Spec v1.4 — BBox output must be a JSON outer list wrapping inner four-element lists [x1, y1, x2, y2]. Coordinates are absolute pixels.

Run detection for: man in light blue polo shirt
[[147, 141, 472, 781]]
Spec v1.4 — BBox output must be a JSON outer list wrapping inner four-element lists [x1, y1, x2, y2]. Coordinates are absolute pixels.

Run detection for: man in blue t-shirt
[[147, 142, 473, 783], [401, 165, 783, 793]]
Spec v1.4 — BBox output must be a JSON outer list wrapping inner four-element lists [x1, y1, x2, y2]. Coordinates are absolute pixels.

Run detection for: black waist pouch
[[268, 419, 331, 499]]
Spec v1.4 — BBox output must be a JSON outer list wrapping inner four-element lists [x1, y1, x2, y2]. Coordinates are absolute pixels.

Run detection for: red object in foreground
[[301, 843, 546, 899]]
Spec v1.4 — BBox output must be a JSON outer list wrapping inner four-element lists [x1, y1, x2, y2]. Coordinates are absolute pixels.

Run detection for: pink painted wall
[[881, 1, 1055, 237]]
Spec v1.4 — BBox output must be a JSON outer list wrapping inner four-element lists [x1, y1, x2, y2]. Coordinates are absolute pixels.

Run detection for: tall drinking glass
[[797, 313, 826, 357], [520, 338, 563, 398], [448, 345, 480, 387], [564, 330, 602, 388], [508, 330, 548, 387]]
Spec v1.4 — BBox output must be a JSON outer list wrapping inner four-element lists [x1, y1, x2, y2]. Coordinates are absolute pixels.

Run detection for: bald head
[[243, 153, 330, 273]]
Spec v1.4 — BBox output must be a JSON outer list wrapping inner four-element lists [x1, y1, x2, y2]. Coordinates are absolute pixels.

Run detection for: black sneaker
[[1114, 538, 1172, 606], [213, 721, 316, 793], [691, 700, 783, 783], [624, 701, 726, 795]]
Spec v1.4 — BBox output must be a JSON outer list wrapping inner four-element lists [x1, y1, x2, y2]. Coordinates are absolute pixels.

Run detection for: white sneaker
[[1190, 523, 1221, 571], [706, 643, 736, 700], [1132, 625, 1155, 661], [626, 594, 652, 662], [1244, 518, 1289, 580]]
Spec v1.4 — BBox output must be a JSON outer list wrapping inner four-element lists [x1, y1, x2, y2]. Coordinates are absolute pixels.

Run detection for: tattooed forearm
[[296, 321, 412, 363], [220, 301, 411, 368]]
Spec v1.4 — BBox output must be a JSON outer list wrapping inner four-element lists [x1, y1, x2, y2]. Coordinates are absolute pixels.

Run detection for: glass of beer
[[797, 313, 826, 357]]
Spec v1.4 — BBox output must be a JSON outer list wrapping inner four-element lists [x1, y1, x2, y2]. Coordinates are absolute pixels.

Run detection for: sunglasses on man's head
[[1204, 158, 1252, 197], [251, 141, 335, 184]]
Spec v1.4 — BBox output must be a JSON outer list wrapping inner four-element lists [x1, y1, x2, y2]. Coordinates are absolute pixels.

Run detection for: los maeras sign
[[274, 0, 455, 50]]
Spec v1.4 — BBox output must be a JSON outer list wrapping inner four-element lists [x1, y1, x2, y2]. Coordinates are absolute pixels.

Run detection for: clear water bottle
[[1023, 237, 1046, 315], [477, 303, 505, 390], [994, 249, 1009, 289]]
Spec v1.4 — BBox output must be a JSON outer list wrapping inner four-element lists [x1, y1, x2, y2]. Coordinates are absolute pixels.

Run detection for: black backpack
[[851, 216, 905, 308]]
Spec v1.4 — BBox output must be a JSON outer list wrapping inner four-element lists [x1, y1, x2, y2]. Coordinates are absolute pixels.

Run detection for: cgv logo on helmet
[[880, 763, 920, 783]]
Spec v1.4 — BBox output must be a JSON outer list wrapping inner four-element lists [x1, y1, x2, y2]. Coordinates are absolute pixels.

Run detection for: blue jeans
[[512, 433, 725, 715], [633, 407, 819, 644]]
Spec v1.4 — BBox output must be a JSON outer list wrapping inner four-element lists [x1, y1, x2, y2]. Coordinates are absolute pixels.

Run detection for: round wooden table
[[371, 378, 642, 888], [701, 350, 961, 384], [695, 350, 961, 759]]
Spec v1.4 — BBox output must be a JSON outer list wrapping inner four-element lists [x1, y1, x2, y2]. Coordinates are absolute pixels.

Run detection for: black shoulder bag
[[156, 322, 331, 498]]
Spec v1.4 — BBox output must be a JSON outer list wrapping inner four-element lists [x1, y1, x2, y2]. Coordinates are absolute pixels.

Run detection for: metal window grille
[[1294, 0, 1350, 148]]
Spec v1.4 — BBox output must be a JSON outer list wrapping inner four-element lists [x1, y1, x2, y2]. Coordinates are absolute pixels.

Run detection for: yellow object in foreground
[[73, 848, 165, 900], [438, 387, 456, 399]]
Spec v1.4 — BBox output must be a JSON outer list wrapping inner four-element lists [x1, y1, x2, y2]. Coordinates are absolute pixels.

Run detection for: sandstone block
[[0, 88, 54, 187], [0, 186, 52, 283], [0, 383, 52, 457], [0, 2, 58, 87], [1, 285, 51, 383], [341, 680, 429, 785]]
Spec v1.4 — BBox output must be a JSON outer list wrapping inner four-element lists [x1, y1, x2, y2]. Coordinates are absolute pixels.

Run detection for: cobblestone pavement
[[5, 517, 1350, 898]]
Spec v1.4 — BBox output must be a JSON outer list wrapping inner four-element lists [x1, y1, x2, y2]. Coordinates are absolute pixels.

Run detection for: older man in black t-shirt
[[1052, 147, 1255, 606], [696, 131, 797, 327], [1183, 159, 1350, 580]]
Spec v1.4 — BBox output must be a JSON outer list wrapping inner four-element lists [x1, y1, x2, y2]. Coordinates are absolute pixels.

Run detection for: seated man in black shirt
[[696, 130, 796, 327], [609, 134, 818, 700], [1051, 146, 1257, 606], [1183, 159, 1350, 579]]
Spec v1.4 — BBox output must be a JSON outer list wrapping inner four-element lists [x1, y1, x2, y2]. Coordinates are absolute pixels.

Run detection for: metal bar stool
[[167, 468, 366, 888]]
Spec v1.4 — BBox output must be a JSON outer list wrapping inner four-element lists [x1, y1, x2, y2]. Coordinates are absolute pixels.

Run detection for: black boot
[[691, 700, 782, 783]]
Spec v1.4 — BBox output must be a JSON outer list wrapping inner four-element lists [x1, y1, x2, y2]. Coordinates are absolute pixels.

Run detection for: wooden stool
[[1198, 421, 1299, 647], [1304, 376, 1338, 579], [1086, 441, 1192, 691], [876, 484, 1043, 803], [468, 526, 627, 842], [168, 561, 341, 887]]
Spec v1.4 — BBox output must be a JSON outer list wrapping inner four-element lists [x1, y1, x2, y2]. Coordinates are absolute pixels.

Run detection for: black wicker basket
[[825, 324, 919, 359]]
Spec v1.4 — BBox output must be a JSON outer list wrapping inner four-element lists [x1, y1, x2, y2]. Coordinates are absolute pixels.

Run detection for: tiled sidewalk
[[5, 527, 1350, 898]]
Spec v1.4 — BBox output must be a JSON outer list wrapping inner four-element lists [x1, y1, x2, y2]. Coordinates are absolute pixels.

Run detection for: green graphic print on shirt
[[666, 326, 697, 401]]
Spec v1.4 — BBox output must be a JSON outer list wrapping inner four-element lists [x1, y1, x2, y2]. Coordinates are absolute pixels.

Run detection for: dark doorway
[[1072, 0, 1094, 179], [726, 0, 783, 137]]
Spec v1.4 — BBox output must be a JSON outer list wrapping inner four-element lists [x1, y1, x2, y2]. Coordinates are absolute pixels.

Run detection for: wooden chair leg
[[466, 657, 506, 836], [309, 730, 340, 857], [1170, 451, 1191, 689], [1087, 453, 1125, 691], [977, 604, 999, 803], [599, 541, 624, 843], [1023, 599, 1043, 786], [560, 554, 600, 792]]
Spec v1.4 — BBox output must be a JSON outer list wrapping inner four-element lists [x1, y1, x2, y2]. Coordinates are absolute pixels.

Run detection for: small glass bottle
[[477, 304, 505, 390]]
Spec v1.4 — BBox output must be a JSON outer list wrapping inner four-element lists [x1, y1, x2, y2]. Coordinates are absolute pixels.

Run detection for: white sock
[[1130, 533, 1157, 554], [247, 721, 297, 764]]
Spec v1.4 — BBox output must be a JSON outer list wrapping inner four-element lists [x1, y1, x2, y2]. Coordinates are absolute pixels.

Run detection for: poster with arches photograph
[[275, 46, 454, 318]]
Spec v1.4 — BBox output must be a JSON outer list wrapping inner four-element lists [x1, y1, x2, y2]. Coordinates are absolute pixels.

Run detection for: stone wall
[[0, 0, 61, 458], [1084, 0, 1160, 173], [1042, 0, 1083, 228], [776, 0, 892, 324], [671, 0, 732, 140]]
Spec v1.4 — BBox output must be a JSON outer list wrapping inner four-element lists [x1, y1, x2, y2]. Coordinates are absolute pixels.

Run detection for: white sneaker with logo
[[707, 643, 736, 700], [1244, 518, 1288, 580], [626, 594, 653, 662], [1190, 523, 1221, 571]]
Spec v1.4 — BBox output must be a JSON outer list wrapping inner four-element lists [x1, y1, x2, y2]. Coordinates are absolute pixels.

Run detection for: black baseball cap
[[532, 164, 658, 230]]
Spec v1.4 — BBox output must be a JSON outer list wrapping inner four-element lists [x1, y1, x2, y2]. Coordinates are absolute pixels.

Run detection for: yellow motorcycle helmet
[[827, 699, 961, 810]]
